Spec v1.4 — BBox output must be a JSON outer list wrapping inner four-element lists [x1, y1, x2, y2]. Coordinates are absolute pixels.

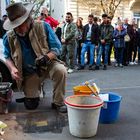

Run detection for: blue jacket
[[113, 28, 127, 48]]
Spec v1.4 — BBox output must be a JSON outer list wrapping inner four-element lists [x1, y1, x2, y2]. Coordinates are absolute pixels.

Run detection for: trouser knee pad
[[24, 97, 40, 110]]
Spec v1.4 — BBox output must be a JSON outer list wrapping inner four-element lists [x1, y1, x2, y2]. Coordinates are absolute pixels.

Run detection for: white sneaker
[[129, 62, 134, 65], [119, 64, 123, 67], [115, 63, 118, 67], [134, 61, 138, 65], [67, 68, 74, 74]]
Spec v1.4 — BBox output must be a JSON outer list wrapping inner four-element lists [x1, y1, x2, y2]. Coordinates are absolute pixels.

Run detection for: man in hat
[[2, 2, 67, 113]]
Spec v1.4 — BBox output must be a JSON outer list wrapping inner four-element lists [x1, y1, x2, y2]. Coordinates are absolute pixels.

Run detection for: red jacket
[[45, 16, 59, 29]]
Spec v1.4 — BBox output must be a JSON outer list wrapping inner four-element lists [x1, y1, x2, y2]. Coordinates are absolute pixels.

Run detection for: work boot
[[51, 103, 67, 113]]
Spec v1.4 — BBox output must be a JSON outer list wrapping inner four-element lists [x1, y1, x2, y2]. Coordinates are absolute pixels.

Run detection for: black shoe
[[51, 103, 67, 113], [24, 97, 40, 110], [95, 66, 99, 70], [77, 65, 84, 70], [123, 63, 128, 66], [88, 65, 93, 70], [103, 65, 107, 70]]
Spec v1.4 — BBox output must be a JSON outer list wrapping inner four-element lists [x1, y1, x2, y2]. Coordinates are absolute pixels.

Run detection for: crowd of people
[[34, 8, 140, 73], [0, 2, 140, 112], [56, 13, 140, 73]]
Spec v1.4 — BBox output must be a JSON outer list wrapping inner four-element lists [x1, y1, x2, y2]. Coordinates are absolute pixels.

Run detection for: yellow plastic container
[[73, 85, 96, 95]]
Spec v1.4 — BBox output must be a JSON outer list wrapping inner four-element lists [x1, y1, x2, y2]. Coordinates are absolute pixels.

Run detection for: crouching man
[[3, 2, 67, 113]]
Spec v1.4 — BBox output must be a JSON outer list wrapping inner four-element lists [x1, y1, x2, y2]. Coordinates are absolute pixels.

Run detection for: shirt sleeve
[[43, 22, 62, 56], [3, 34, 11, 59]]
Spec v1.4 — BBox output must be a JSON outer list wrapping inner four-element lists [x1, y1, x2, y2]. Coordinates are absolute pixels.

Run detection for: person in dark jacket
[[129, 23, 138, 65], [137, 28, 140, 63], [113, 22, 127, 67], [0, 19, 6, 38], [95, 14, 114, 70], [123, 18, 133, 66], [78, 14, 99, 70]]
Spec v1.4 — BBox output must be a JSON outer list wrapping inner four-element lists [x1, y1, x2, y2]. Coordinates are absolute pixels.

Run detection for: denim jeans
[[96, 44, 110, 66], [81, 41, 95, 66]]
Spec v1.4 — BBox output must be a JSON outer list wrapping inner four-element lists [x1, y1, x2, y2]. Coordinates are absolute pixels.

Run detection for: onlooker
[[94, 17, 98, 25], [123, 18, 133, 66], [0, 15, 8, 38], [107, 16, 114, 65], [95, 14, 114, 70], [0, 19, 5, 38], [137, 28, 140, 63], [113, 22, 126, 67], [129, 23, 138, 65], [75, 18, 83, 65], [78, 14, 99, 70], [2, 15, 8, 22], [61, 12, 77, 73], [38, 6, 59, 29], [3, 2, 67, 113], [55, 23, 62, 42]]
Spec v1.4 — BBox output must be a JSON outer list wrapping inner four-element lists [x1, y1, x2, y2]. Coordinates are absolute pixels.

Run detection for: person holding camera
[[38, 6, 59, 29], [2, 2, 67, 113]]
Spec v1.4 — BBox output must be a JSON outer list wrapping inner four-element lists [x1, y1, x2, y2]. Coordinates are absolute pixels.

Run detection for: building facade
[[49, 0, 136, 25]]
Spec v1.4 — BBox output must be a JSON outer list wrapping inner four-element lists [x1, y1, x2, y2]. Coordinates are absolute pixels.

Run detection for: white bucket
[[65, 95, 103, 138]]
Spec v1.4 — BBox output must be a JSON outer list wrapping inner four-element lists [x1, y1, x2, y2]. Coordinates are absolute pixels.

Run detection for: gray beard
[[16, 32, 27, 37]]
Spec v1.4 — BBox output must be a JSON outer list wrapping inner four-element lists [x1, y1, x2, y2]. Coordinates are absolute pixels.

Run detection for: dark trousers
[[129, 44, 137, 62], [116, 47, 124, 64], [123, 42, 130, 65], [77, 40, 82, 64], [108, 42, 113, 64]]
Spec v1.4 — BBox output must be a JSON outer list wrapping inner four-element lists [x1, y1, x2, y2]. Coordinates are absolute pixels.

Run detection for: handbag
[[124, 34, 130, 42]]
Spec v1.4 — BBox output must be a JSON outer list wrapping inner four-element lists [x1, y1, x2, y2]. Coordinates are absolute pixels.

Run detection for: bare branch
[[100, 0, 106, 13]]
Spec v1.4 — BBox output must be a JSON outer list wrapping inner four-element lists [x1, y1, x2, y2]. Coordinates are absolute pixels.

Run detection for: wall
[[50, 0, 66, 22]]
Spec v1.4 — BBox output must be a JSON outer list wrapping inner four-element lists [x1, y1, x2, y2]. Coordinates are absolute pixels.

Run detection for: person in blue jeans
[[95, 14, 114, 70], [78, 14, 99, 70]]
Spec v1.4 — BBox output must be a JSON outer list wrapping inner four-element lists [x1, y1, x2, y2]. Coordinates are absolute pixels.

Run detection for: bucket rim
[[64, 95, 103, 108]]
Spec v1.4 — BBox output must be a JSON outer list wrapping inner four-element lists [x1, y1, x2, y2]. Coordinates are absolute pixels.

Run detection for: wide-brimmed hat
[[3, 2, 34, 30]]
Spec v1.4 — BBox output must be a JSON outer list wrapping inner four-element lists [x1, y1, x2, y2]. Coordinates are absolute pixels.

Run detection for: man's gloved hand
[[35, 55, 51, 67]]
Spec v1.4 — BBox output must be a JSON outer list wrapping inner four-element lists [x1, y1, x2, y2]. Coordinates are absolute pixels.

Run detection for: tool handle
[[85, 81, 98, 96]]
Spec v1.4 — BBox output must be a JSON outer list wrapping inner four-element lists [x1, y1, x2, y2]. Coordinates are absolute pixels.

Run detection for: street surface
[[1, 64, 140, 140]]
